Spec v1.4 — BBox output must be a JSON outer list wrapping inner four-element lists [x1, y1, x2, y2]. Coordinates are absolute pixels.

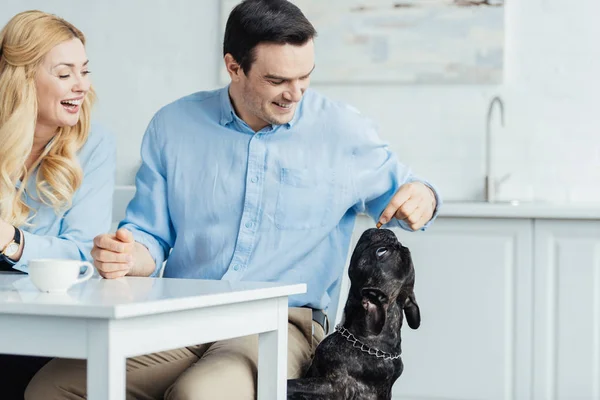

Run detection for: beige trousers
[[25, 307, 325, 400]]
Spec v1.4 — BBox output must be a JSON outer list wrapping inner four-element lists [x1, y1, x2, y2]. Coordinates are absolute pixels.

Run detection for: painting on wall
[[220, 0, 504, 85]]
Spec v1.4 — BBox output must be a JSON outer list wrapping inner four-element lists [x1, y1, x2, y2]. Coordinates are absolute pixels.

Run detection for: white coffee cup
[[28, 259, 94, 293]]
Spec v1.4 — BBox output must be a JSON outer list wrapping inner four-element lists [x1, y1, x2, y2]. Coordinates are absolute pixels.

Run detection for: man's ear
[[403, 292, 420, 329], [224, 53, 243, 82]]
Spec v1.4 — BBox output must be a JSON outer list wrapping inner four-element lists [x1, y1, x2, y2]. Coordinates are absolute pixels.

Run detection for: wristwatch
[[0, 227, 21, 267]]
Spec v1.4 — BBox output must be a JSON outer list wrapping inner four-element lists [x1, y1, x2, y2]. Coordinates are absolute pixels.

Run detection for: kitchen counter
[[114, 186, 600, 222], [440, 201, 600, 220]]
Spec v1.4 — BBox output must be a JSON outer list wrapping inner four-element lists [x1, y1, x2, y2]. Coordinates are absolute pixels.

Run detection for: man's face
[[231, 40, 315, 131]]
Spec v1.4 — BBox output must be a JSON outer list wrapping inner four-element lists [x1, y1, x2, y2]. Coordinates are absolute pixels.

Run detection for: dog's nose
[[364, 228, 379, 236], [371, 229, 398, 245]]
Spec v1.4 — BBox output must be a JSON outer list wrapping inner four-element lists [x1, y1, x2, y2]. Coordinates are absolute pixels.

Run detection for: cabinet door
[[533, 220, 600, 400], [338, 216, 534, 400]]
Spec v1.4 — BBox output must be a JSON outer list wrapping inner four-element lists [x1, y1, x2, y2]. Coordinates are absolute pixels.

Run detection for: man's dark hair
[[223, 0, 317, 74]]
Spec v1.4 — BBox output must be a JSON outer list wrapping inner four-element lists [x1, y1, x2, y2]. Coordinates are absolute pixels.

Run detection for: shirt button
[[245, 221, 253, 229], [251, 176, 258, 183], [233, 265, 240, 271]]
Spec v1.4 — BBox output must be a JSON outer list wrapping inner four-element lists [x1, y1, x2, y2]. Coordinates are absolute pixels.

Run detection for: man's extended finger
[[379, 186, 412, 225]]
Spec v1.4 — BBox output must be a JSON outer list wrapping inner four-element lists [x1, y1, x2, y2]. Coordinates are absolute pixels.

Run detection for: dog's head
[[345, 228, 420, 336]]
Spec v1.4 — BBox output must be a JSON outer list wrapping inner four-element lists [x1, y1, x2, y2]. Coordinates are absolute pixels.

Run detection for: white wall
[[2, 0, 221, 185], [498, 0, 600, 204], [2, 0, 600, 203]]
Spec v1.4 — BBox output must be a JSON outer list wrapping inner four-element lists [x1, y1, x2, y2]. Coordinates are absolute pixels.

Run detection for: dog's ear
[[403, 292, 420, 329]]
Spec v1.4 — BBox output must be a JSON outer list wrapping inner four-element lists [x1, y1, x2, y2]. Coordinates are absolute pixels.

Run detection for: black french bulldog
[[288, 228, 421, 400]]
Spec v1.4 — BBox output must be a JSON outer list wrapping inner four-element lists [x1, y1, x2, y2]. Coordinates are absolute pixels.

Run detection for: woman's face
[[34, 38, 91, 135]]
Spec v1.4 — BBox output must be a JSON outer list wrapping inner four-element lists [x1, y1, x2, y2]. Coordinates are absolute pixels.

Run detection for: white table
[[0, 273, 305, 400]]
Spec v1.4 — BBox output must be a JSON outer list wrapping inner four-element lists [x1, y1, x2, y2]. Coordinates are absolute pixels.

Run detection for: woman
[[0, 10, 116, 398]]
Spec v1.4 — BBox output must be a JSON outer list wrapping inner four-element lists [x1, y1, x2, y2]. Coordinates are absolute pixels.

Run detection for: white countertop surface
[[440, 201, 600, 220], [0, 274, 306, 319]]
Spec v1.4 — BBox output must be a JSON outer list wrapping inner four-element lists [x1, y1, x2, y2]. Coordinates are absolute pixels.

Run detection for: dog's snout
[[361, 228, 397, 242]]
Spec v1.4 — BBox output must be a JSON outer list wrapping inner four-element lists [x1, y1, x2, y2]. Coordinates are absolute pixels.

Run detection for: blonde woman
[[0, 10, 116, 397]]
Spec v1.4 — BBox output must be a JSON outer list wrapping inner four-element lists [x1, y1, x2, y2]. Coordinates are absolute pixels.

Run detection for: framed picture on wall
[[219, 0, 504, 85]]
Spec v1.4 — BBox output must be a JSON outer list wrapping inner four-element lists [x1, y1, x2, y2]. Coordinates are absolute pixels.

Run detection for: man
[[26, 0, 441, 399]]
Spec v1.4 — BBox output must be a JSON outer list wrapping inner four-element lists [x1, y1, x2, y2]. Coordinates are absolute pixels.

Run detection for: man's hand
[[91, 228, 135, 279], [377, 182, 437, 231]]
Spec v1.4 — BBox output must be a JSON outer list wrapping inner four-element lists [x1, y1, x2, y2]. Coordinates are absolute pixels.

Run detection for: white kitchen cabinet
[[341, 216, 534, 400], [532, 220, 600, 400]]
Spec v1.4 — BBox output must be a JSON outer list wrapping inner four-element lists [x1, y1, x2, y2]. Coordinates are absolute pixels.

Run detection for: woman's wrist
[[0, 220, 15, 250]]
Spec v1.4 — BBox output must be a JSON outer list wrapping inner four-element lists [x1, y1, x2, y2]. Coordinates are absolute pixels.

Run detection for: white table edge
[[0, 283, 307, 320]]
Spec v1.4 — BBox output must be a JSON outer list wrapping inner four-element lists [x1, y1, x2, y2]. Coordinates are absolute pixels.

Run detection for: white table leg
[[87, 320, 126, 400], [257, 297, 288, 400]]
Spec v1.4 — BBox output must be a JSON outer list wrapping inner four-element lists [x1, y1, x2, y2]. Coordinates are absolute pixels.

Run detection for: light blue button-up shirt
[[14, 125, 116, 272], [120, 86, 441, 310]]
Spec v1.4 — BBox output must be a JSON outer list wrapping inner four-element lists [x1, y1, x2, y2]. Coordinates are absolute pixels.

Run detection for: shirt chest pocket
[[275, 167, 335, 230]]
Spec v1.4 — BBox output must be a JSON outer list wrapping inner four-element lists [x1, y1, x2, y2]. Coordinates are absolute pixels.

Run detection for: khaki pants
[[25, 307, 325, 400]]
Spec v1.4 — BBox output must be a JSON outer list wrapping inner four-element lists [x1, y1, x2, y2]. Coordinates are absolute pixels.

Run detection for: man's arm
[[92, 114, 175, 278], [350, 118, 442, 231]]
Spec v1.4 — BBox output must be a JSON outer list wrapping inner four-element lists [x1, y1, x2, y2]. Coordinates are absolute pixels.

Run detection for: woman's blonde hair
[[0, 10, 95, 226]]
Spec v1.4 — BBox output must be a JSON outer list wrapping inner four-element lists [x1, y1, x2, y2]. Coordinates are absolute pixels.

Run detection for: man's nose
[[284, 82, 304, 102]]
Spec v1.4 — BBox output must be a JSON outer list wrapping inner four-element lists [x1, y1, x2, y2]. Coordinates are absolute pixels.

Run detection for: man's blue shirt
[[120, 86, 441, 310]]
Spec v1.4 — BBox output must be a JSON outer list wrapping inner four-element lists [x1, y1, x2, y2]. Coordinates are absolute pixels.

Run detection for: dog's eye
[[375, 247, 388, 258]]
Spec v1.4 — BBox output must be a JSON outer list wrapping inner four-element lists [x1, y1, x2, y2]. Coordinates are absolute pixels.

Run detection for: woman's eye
[[376, 247, 388, 258], [59, 75, 70, 79]]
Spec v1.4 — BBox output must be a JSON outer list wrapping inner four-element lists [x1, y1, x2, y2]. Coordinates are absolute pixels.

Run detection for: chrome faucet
[[485, 96, 510, 202]]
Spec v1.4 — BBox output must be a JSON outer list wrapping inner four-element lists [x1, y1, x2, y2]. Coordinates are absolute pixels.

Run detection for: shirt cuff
[[119, 224, 165, 277], [418, 180, 442, 231], [12, 231, 87, 273]]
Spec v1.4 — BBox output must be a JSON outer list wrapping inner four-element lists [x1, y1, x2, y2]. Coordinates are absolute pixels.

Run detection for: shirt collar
[[219, 85, 236, 126], [219, 85, 299, 130], [286, 102, 299, 129]]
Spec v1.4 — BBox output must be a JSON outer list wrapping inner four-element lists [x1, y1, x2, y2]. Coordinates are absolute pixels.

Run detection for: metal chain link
[[334, 325, 402, 361]]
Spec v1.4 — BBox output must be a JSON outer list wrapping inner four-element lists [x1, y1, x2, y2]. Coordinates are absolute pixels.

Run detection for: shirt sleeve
[[350, 118, 442, 232], [14, 130, 117, 271], [118, 114, 174, 277]]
